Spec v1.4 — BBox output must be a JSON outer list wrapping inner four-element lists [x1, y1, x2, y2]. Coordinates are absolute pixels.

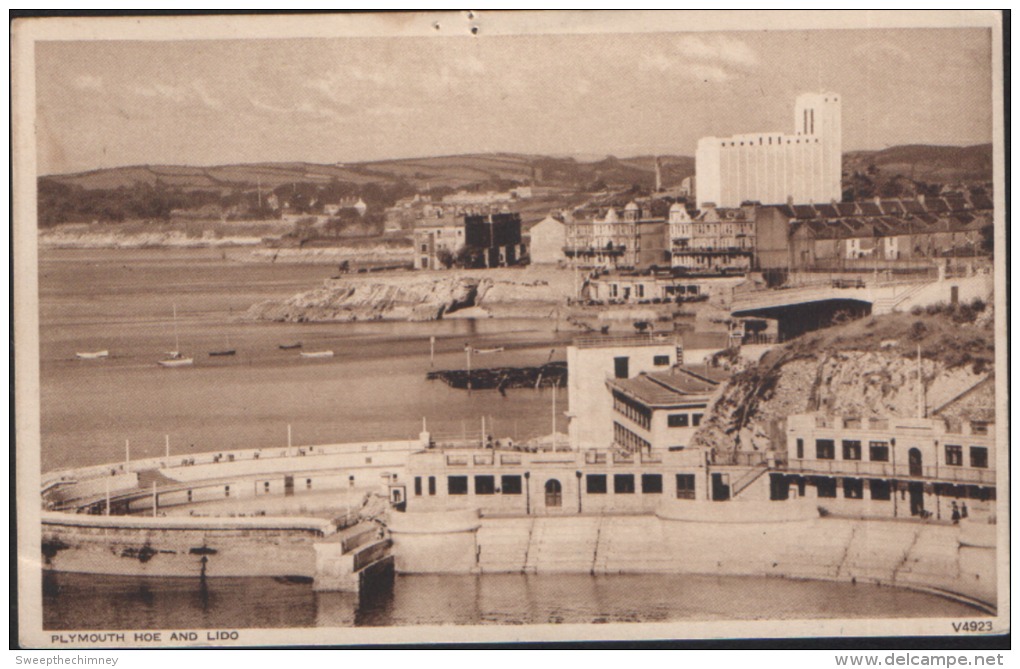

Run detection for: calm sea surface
[[37, 249, 978, 626], [39, 248, 575, 472], [43, 572, 981, 630]]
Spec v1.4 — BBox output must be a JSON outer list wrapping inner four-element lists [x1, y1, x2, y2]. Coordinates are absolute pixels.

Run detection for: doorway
[[908, 448, 923, 477], [908, 481, 925, 516], [284, 475, 294, 497], [544, 479, 563, 507]]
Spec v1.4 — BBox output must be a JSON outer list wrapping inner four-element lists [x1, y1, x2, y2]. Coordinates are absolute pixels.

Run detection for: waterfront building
[[564, 201, 670, 270], [696, 92, 842, 208], [777, 412, 995, 519], [566, 334, 683, 451], [526, 213, 567, 264], [670, 202, 755, 275], [402, 445, 708, 516]]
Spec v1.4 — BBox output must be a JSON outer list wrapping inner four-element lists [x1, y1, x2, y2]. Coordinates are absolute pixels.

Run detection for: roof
[[607, 366, 728, 408]]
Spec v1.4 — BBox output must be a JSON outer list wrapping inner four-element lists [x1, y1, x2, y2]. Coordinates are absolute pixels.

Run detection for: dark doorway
[[545, 479, 563, 507], [614, 356, 629, 379], [908, 481, 925, 516], [284, 475, 294, 497], [908, 448, 923, 477], [711, 473, 731, 501]]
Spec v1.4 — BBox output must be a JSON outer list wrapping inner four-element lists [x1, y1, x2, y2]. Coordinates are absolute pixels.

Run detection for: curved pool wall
[[40, 445, 997, 613], [388, 505, 997, 612]]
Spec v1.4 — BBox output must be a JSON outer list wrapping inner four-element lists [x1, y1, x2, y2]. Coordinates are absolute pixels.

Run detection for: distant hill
[[43, 152, 696, 194], [843, 143, 992, 185]]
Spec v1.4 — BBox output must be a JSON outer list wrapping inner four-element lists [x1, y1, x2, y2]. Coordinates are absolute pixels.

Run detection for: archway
[[544, 479, 562, 508]]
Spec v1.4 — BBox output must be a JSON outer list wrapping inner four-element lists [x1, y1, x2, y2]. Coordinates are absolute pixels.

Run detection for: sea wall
[[41, 512, 334, 578], [390, 507, 997, 612]]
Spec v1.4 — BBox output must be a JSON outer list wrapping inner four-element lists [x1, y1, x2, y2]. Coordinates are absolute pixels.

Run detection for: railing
[[574, 333, 677, 349], [446, 455, 470, 466], [713, 450, 770, 467], [473, 454, 494, 466], [731, 462, 769, 497], [584, 452, 608, 465], [499, 454, 522, 466], [783, 458, 995, 484]]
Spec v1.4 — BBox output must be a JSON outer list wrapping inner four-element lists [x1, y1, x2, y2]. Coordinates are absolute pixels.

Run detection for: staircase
[[523, 517, 601, 573], [730, 463, 770, 498], [871, 281, 932, 314]]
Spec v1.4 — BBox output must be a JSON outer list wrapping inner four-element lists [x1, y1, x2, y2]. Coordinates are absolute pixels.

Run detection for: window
[[653, 355, 670, 366], [636, 285, 645, 299], [224, 485, 230, 497], [675, 474, 696, 499], [614, 356, 629, 379], [816, 439, 835, 460], [609, 284, 618, 298], [814, 477, 837, 498], [586, 474, 607, 494], [842, 440, 862, 461], [428, 476, 436, 496], [668, 413, 689, 428], [420, 244, 427, 253], [970, 447, 988, 469], [448, 476, 468, 495], [414, 476, 422, 496], [945, 445, 963, 466], [843, 478, 864, 499], [501, 475, 522, 495], [796, 438, 804, 459], [614, 422, 651, 453], [306, 478, 312, 489], [869, 479, 891, 501], [692, 413, 703, 427], [474, 475, 495, 495], [264, 481, 270, 492], [869, 441, 889, 462], [971, 421, 989, 435], [614, 474, 636, 494], [641, 473, 663, 494]]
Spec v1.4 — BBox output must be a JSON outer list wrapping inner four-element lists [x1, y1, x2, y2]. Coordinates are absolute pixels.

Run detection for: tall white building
[[695, 92, 842, 208]]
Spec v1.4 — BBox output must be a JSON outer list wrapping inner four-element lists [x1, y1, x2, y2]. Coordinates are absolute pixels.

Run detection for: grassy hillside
[[843, 143, 992, 186]]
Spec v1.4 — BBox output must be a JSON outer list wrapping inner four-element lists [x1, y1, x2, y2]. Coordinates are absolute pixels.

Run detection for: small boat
[[76, 350, 109, 360], [473, 347, 505, 355], [159, 304, 193, 368], [299, 350, 334, 359], [209, 334, 235, 356], [279, 342, 303, 350], [158, 357, 194, 368]]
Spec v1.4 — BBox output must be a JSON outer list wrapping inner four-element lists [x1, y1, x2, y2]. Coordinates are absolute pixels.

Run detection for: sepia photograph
[[13, 10, 1008, 649]]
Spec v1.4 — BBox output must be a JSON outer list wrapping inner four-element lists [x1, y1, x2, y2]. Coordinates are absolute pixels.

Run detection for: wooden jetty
[[426, 362, 567, 391]]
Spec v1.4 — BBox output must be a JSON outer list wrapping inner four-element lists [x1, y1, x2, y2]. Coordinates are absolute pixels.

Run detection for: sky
[[35, 27, 993, 175]]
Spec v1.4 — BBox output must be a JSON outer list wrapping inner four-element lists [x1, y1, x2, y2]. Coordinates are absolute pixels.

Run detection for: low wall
[[387, 509, 481, 573], [41, 512, 334, 578]]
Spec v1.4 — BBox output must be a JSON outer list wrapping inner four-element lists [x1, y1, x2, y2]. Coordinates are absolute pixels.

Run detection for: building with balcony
[[670, 202, 755, 276], [776, 412, 995, 520], [564, 202, 669, 270]]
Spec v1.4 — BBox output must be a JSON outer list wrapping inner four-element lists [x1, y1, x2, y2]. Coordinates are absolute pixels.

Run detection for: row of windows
[[803, 438, 889, 461], [775, 475, 995, 502], [801, 438, 989, 468], [667, 412, 703, 428], [723, 137, 821, 147], [612, 391, 652, 429], [614, 421, 651, 454], [946, 445, 989, 468], [433, 473, 698, 499]]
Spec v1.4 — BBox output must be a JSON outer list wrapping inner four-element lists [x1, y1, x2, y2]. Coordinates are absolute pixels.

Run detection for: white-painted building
[[566, 335, 682, 451], [528, 214, 567, 264], [696, 92, 842, 208]]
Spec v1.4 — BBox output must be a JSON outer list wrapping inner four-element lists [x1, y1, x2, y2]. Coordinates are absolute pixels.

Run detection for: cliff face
[[693, 307, 995, 454]]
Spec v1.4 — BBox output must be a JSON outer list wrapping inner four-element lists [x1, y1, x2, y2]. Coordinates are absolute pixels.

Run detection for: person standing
[[951, 501, 961, 524]]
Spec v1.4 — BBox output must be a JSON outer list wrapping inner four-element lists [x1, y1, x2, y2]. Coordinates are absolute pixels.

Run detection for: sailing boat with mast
[[158, 304, 194, 368]]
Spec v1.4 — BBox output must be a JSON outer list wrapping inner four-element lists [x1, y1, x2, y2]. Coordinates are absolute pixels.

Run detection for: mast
[[172, 303, 180, 353]]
